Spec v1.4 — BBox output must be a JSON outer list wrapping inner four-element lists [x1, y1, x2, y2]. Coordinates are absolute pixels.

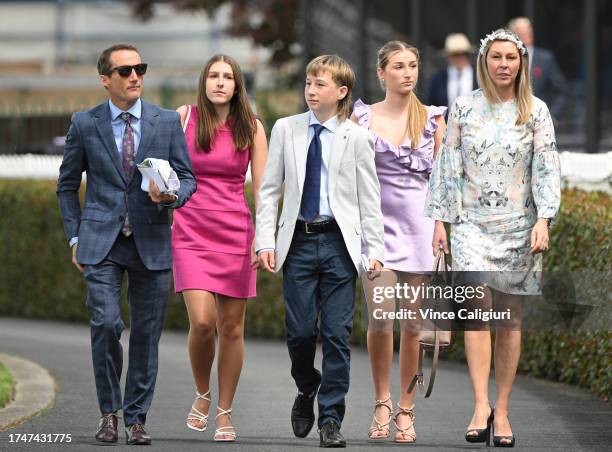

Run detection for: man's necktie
[[121, 112, 135, 236], [300, 124, 325, 222]]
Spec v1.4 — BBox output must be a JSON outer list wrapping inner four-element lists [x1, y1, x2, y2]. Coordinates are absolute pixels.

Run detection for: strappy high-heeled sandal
[[368, 394, 392, 439], [185, 389, 211, 432], [393, 404, 416, 443], [214, 406, 236, 442]]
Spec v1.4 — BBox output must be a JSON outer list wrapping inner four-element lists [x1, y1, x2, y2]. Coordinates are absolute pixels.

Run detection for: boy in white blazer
[[256, 54, 384, 448]]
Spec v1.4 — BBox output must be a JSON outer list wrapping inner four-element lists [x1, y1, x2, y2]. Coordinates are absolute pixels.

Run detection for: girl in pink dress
[[173, 54, 268, 441], [352, 41, 446, 443]]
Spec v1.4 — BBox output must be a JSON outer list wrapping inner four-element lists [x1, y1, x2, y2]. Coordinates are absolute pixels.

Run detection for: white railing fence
[[0, 152, 610, 193]]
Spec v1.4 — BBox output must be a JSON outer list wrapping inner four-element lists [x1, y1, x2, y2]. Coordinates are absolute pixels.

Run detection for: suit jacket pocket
[[81, 208, 112, 222], [340, 158, 356, 168], [143, 212, 169, 224]]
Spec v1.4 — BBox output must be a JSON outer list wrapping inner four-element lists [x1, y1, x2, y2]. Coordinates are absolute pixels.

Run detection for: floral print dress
[[424, 89, 561, 294]]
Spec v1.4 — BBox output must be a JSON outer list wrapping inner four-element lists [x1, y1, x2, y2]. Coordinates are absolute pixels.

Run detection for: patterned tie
[[121, 112, 134, 236], [121, 112, 136, 178], [300, 124, 325, 222]]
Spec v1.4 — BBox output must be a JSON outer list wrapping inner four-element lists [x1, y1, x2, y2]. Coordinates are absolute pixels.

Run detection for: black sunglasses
[[108, 63, 148, 77]]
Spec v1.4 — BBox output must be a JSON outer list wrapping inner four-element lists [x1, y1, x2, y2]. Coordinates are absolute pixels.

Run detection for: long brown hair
[[377, 41, 428, 149], [476, 29, 533, 125], [196, 54, 257, 152]]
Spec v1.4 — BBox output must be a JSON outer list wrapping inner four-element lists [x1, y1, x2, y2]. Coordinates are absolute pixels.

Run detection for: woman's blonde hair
[[306, 54, 355, 121], [476, 29, 533, 125], [377, 40, 428, 149], [196, 54, 257, 152]]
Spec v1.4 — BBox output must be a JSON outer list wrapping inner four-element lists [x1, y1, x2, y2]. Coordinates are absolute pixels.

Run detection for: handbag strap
[[425, 332, 441, 398], [182, 104, 192, 133], [407, 347, 423, 394], [434, 249, 450, 276], [407, 250, 449, 398]]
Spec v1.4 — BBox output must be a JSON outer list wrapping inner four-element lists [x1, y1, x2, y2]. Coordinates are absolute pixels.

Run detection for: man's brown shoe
[[126, 424, 152, 445], [95, 413, 118, 443]]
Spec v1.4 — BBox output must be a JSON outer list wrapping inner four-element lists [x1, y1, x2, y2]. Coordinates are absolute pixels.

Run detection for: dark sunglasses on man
[[108, 63, 148, 77]]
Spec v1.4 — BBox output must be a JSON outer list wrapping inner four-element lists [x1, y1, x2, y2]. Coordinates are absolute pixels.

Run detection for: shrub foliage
[[0, 181, 609, 398]]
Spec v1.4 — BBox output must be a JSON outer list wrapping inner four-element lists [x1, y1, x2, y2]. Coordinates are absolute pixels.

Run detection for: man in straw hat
[[427, 33, 478, 110]]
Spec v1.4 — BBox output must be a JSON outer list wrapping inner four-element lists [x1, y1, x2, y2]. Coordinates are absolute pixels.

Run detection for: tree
[[129, 0, 299, 64]]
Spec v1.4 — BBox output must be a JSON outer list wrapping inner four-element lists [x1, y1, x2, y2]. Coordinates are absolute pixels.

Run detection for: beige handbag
[[407, 250, 453, 398]]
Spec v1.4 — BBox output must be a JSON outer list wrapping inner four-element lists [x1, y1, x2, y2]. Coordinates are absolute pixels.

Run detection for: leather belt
[[295, 219, 340, 234]]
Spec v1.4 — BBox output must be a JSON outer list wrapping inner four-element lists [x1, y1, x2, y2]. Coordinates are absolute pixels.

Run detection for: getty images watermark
[[369, 282, 511, 323], [360, 271, 611, 332]]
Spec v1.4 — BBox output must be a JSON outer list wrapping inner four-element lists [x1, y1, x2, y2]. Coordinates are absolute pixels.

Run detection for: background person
[[508, 16, 567, 122], [427, 33, 478, 111]]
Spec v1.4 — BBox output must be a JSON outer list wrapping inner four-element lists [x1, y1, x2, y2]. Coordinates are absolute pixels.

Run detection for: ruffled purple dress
[[353, 99, 447, 272]]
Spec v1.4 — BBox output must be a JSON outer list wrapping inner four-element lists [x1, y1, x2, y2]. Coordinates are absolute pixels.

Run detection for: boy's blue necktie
[[300, 123, 325, 222]]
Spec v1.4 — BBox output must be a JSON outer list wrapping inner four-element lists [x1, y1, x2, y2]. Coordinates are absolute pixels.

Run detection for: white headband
[[479, 30, 527, 56]]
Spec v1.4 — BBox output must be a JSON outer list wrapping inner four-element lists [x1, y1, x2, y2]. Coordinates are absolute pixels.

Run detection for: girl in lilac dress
[[352, 41, 446, 443], [173, 54, 268, 441]]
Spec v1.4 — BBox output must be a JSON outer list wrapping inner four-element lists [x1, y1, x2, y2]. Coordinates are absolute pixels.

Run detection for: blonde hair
[[476, 29, 533, 125], [377, 40, 428, 149], [196, 54, 257, 152], [306, 54, 355, 121]]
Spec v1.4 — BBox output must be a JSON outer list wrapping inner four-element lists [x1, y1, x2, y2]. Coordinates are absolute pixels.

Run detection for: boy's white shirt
[[255, 111, 385, 273]]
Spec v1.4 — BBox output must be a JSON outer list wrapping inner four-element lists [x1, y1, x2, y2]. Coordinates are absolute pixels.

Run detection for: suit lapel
[[328, 120, 350, 197], [93, 103, 126, 185], [136, 101, 157, 162], [131, 101, 159, 185], [441, 70, 449, 106], [292, 113, 310, 196]]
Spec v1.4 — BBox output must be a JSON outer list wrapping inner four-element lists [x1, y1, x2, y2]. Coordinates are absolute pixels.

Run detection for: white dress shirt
[[298, 111, 338, 221], [257, 112, 339, 255], [447, 65, 474, 107]]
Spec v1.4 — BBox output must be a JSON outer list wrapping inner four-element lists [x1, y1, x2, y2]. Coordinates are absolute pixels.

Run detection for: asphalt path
[[0, 318, 609, 451]]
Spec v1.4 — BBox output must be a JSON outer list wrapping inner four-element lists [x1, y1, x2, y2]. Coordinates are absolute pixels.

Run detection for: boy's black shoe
[[319, 421, 346, 448]]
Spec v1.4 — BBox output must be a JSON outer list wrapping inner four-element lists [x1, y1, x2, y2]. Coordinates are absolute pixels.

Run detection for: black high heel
[[493, 435, 515, 447], [492, 407, 515, 447], [465, 408, 494, 444]]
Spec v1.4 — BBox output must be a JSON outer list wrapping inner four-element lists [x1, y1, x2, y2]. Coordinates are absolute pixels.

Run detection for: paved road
[[0, 318, 609, 451]]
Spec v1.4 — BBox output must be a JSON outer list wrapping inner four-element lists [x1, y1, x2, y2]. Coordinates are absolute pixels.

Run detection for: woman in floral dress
[[425, 29, 561, 447]]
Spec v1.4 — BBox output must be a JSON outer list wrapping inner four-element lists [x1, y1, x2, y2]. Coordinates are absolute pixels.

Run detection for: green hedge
[[444, 189, 612, 400], [520, 189, 611, 400], [0, 181, 609, 399], [0, 180, 286, 339]]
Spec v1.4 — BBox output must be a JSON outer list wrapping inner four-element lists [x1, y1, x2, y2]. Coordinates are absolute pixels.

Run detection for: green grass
[[0, 361, 15, 408]]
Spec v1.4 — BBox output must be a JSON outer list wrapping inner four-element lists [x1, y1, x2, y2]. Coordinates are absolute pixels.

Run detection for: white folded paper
[[137, 158, 180, 195]]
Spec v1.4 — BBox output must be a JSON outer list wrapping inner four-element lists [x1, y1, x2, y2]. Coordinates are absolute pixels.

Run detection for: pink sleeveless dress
[[172, 106, 256, 298]]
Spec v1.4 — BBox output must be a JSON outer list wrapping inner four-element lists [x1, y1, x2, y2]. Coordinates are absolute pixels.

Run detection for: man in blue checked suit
[[57, 44, 195, 446]]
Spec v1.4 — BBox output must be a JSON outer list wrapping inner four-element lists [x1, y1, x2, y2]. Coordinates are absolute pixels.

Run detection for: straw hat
[[444, 33, 474, 55]]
